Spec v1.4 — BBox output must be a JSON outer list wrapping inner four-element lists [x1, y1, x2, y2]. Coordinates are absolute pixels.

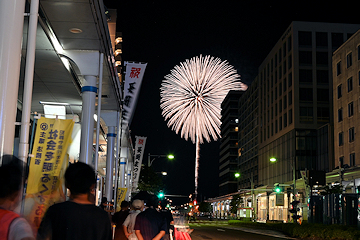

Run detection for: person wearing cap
[[122, 199, 144, 240]]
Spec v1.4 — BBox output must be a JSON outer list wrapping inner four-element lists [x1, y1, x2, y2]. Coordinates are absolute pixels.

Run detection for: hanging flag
[[24, 117, 74, 229], [132, 136, 147, 191], [116, 188, 128, 212], [122, 62, 147, 126]]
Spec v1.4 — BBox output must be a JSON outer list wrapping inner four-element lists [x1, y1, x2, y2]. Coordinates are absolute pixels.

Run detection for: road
[[188, 224, 295, 240]]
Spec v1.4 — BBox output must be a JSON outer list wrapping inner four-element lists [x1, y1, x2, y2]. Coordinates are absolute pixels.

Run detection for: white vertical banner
[[123, 62, 147, 126], [132, 136, 147, 191]]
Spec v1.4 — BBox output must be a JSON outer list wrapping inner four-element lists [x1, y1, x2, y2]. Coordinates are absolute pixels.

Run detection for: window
[[317, 107, 329, 123], [299, 69, 312, 83], [288, 91, 292, 105], [299, 51, 312, 65], [348, 102, 354, 117], [287, 36, 292, 52], [316, 32, 328, 47], [332, 33, 343, 49], [339, 132, 344, 146], [284, 113, 287, 127], [316, 52, 328, 65], [300, 107, 313, 123], [288, 72, 292, 87], [337, 84, 342, 99], [288, 55, 292, 69], [317, 70, 329, 84], [289, 109, 293, 124], [337, 61, 341, 76], [349, 127, 355, 142], [350, 153, 355, 167], [299, 88, 312, 101], [338, 108, 343, 122], [347, 77, 353, 92], [358, 45, 360, 60], [317, 88, 329, 102], [347, 52, 353, 68], [299, 31, 312, 46]]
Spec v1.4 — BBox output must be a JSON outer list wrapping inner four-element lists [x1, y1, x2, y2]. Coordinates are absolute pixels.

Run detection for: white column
[[18, 0, 39, 162], [120, 155, 126, 188], [105, 126, 116, 202], [0, 0, 26, 157], [79, 75, 97, 165]]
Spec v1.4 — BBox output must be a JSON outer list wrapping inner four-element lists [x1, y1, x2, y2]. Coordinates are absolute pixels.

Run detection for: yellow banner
[[116, 188, 127, 212], [24, 117, 74, 229]]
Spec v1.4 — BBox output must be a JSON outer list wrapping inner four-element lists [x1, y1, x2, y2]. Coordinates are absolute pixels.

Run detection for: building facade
[[237, 78, 259, 189], [333, 29, 360, 174], [219, 90, 243, 195], [257, 21, 360, 188]]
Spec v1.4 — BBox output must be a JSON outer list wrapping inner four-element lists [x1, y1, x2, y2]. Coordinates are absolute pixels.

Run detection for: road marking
[[217, 228, 225, 232]]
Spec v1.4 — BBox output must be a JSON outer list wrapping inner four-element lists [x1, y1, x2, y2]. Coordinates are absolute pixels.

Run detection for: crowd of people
[[0, 155, 180, 240]]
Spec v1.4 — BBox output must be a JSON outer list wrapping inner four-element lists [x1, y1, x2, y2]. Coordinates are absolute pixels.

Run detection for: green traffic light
[[158, 192, 164, 198], [275, 186, 281, 193], [167, 154, 174, 160], [234, 172, 240, 178]]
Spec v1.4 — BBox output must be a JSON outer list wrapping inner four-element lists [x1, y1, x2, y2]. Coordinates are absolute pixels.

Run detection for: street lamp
[[269, 156, 298, 222], [148, 153, 175, 167]]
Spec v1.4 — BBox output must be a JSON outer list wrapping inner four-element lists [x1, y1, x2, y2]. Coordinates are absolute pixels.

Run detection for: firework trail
[[160, 55, 247, 197]]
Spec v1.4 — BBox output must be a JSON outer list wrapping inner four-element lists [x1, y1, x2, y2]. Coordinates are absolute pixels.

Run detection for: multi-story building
[[257, 21, 360, 188], [333, 29, 360, 170], [219, 90, 243, 195], [238, 77, 259, 189]]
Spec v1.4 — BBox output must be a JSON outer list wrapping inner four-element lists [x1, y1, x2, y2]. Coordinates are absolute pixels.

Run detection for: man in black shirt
[[37, 162, 112, 240], [134, 195, 167, 240]]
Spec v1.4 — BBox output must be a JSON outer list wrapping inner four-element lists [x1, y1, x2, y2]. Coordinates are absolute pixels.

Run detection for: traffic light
[[193, 200, 197, 205], [273, 184, 283, 193], [157, 191, 164, 199], [289, 200, 301, 223], [234, 172, 240, 178]]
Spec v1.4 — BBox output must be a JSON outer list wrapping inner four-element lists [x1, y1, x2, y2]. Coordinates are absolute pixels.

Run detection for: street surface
[[188, 222, 296, 240]]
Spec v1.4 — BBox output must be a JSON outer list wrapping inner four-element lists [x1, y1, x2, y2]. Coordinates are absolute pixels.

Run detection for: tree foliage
[[198, 202, 212, 213], [137, 165, 164, 193], [230, 194, 243, 214]]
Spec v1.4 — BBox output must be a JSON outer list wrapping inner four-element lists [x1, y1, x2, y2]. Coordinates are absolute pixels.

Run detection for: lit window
[[235, 127, 238, 132]]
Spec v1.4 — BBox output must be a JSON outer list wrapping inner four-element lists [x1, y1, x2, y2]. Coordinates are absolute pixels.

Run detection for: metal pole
[[18, 0, 39, 162], [105, 126, 116, 203], [148, 153, 150, 167], [79, 75, 97, 165], [94, 53, 104, 205], [94, 54, 104, 172], [0, 0, 26, 157]]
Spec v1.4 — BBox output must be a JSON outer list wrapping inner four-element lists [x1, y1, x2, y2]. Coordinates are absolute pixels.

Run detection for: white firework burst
[[160, 55, 247, 196]]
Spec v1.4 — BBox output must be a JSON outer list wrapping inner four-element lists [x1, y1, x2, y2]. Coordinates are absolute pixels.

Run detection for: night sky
[[103, 0, 360, 204]]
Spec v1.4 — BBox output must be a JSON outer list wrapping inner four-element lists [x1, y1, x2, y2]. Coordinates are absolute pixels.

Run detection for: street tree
[[137, 165, 164, 193]]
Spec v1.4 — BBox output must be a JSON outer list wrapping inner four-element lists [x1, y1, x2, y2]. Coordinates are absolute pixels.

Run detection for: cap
[[132, 199, 144, 209]]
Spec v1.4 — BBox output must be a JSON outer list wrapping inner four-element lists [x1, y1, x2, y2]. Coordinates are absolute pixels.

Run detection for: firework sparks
[[160, 55, 247, 196]]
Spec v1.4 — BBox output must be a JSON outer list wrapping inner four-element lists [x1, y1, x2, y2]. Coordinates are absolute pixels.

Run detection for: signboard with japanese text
[[24, 117, 74, 229], [132, 136, 147, 191], [122, 62, 147, 126]]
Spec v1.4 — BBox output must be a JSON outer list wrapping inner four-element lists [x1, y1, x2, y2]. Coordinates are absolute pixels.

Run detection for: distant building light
[[235, 118, 239, 123]]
